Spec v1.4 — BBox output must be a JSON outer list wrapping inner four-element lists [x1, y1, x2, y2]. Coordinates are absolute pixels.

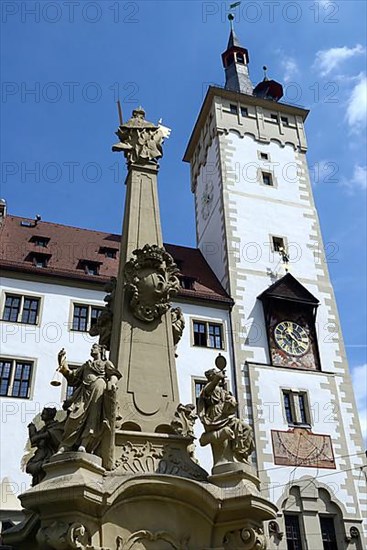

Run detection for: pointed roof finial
[[263, 65, 269, 81]]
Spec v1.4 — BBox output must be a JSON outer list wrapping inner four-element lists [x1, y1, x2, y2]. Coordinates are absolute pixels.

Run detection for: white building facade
[[0, 215, 234, 531], [183, 27, 366, 550]]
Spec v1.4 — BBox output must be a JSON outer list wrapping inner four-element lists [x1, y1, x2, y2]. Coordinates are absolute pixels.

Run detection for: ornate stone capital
[[124, 244, 180, 322]]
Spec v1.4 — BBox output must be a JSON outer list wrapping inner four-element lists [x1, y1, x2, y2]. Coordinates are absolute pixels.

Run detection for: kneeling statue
[[198, 355, 254, 469], [26, 407, 64, 486]]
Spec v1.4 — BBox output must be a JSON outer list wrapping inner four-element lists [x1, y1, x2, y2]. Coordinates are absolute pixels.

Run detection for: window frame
[[319, 516, 338, 550], [261, 171, 274, 187], [1, 292, 42, 325], [282, 389, 311, 427], [62, 363, 81, 401], [70, 302, 104, 333], [191, 377, 207, 408], [191, 318, 225, 350], [284, 514, 303, 550], [0, 356, 36, 399]]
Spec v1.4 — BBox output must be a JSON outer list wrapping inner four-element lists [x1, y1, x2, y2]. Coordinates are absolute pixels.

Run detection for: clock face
[[274, 321, 310, 356]]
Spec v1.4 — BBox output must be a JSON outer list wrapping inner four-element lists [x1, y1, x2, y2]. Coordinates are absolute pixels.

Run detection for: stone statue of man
[[26, 407, 64, 486], [57, 344, 121, 468], [198, 366, 254, 469]]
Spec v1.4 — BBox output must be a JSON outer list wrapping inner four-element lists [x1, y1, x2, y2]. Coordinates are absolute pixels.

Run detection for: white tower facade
[[184, 29, 366, 550]]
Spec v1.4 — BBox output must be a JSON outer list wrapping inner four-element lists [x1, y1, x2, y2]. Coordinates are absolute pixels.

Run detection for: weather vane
[[228, 1, 241, 27]]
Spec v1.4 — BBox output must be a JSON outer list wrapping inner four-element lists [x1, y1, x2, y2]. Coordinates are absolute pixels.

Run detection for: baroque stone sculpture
[[112, 106, 169, 166], [171, 306, 185, 352], [124, 244, 180, 322], [197, 355, 255, 469], [89, 277, 116, 350], [57, 344, 121, 468], [25, 407, 64, 486]]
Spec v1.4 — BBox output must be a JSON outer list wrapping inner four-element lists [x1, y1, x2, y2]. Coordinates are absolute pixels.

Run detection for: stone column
[[109, 109, 180, 434]]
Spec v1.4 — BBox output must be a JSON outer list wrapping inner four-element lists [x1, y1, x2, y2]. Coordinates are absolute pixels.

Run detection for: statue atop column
[[198, 355, 255, 469], [112, 106, 170, 166]]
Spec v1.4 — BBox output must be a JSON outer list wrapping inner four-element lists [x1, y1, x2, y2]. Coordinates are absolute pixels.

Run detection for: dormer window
[[180, 276, 196, 290], [85, 263, 99, 276], [100, 247, 118, 259], [236, 52, 244, 64], [35, 257, 47, 268], [26, 251, 50, 268], [78, 260, 101, 276], [30, 236, 49, 248]]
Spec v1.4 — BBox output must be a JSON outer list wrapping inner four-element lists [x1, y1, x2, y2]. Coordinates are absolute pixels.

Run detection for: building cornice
[[183, 86, 309, 163]]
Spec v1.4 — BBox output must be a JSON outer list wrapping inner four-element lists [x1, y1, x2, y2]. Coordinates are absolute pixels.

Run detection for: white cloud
[[340, 164, 367, 192], [351, 364, 367, 446], [346, 74, 367, 132], [313, 45, 365, 76], [281, 56, 299, 84]]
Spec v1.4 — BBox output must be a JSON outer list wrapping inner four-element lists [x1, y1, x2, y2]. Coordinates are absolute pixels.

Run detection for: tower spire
[[222, 15, 253, 95]]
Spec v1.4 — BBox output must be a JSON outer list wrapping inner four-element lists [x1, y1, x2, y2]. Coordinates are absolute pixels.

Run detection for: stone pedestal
[[3, 450, 276, 550]]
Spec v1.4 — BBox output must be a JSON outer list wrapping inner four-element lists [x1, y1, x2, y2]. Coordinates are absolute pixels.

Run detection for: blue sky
[[1, 1, 366, 434]]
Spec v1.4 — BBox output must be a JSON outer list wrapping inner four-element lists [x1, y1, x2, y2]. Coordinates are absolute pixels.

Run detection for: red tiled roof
[[0, 215, 232, 305]]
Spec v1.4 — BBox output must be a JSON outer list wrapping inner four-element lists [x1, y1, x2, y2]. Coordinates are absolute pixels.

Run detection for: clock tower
[[184, 22, 366, 550]]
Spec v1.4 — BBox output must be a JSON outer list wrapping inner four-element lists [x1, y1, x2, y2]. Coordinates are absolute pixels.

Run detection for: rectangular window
[[193, 320, 224, 349], [180, 276, 196, 290], [21, 298, 39, 324], [284, 515, 303, 550], [34, 256, 47, 268], [271, 113, 278, 121], [100, 247, 117, 259], [281, 116, 289, 126], [0, 360, 12, 396], [320, 517, 337, 550], [262, 172, 273, 186], [193, 321, 207, 347], [30, 236, 49, 247], [2, 294, 40, 325], [85, 263, 99, 276], [193, 379, 206, 407], [0, 358, 33, 399], [90, 307, 102, 330], [208, 323, 223, 349], [272, 236, 285, 252], [229, 104, 238, 114], [283, 390, 310, 426], [240, 106, 248, 117], [3, 295, 21, 322], [71, 304, 103, 332], [65, 364, 80, 400]]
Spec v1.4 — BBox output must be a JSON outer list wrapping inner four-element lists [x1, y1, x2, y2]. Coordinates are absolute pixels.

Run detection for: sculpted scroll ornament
[[124, 244, 180, 322], [223, 524, 267, 550]]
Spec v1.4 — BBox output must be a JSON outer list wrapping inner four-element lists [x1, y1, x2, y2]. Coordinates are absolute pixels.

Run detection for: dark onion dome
[[253, 68, 284, 102]]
